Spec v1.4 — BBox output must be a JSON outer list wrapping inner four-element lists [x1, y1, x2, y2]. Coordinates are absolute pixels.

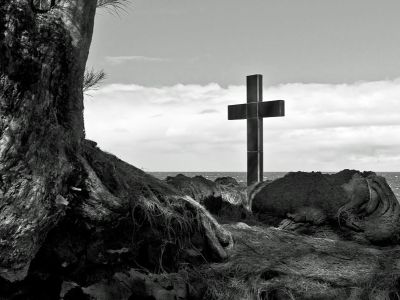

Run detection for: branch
[[96, 0, 131, 13], [83, 68, 106, 93]]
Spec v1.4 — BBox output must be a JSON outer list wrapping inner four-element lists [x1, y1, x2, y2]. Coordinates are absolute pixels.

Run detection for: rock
[[165, 174, 222, 214], [60, 270, 188, 300], [60, 281, 79, 299], [165, 174, 248, 220], [234, 222, 252, 230], [215, 176, 240, 187], [251, 169, 400, 244]]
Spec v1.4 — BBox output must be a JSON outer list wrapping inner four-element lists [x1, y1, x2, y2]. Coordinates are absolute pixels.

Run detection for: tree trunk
[[0, 0, 98, 281], [0, 1, 233, 285]]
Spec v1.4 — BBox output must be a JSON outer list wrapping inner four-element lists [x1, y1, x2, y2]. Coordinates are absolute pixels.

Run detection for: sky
[[84, 0, 400, 172]]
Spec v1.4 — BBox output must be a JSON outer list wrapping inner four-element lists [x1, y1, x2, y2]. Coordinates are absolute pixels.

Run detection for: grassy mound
[[193, 223, 400, 299]]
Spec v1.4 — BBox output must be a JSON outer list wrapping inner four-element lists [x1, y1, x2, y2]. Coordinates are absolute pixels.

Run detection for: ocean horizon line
[[149, 171, 400, 173]]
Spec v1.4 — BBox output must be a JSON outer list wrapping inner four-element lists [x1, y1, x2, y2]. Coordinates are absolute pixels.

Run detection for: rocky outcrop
[[165, 174, 248, 219], [251, 170, 400, 244]]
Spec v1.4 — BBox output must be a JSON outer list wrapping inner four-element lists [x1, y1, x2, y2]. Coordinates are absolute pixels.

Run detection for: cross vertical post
[[228, 74, 285, 187], [247, 75, 263, 186]]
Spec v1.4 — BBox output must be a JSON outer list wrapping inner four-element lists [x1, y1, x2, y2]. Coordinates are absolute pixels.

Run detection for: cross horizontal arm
[[258, 100, 285, 118], [228, 100, 285, 120], [228, 103, 247, 120]]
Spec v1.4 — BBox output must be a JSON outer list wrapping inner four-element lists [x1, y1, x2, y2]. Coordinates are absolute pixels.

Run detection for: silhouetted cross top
[[228, 74, 285, 186]]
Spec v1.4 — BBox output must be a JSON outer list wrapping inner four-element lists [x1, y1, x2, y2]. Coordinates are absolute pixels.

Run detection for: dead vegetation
[[191, 223, 400, 299]]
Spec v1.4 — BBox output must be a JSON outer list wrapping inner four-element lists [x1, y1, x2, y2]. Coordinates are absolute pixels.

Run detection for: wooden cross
[[228, 74, 285, 186]]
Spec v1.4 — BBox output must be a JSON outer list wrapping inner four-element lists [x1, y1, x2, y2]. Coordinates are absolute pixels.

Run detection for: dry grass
[[184, 223, 400, 299], [83, 140, 222, 271], [82, 143, 400, 299]]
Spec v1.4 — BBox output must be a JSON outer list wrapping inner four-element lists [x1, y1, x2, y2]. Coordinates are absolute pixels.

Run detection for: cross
[[228, 74, 285, 186]]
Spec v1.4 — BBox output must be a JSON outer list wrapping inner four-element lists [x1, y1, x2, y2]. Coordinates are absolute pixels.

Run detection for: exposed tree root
[[81, 140, 234, 262]]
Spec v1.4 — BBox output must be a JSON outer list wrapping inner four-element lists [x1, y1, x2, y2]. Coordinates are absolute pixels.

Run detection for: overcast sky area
[[85, 0, 400, 172]]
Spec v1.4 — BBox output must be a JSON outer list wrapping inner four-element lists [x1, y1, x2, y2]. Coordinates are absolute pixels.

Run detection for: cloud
[[84, 79, 400, 171], [199, 109, 218, 114], [150, 113, 163, 118], [105, 56, 171, 65]]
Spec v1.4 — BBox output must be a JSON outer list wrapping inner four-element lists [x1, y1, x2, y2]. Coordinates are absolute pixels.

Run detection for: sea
[[150, 172, 400, 201]]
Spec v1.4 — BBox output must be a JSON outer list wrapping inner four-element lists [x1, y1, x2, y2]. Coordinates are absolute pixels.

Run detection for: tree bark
[[0, 0, 102, 281]]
